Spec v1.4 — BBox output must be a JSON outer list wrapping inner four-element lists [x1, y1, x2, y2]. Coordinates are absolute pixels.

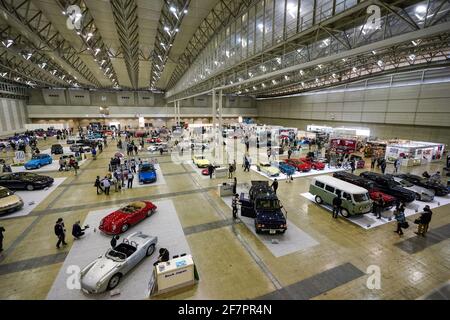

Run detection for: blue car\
[[24, 154, 53, 170], [138, 163, 157, 184], [278, 162, 296, 176]]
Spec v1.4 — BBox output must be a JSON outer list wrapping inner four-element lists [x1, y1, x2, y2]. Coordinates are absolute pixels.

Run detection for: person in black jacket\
[[332, 193, 342, 219], [54, 218, 67, 249]]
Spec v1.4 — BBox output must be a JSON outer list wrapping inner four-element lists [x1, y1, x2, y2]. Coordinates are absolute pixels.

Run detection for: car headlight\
[[112, 225, 116, 231]]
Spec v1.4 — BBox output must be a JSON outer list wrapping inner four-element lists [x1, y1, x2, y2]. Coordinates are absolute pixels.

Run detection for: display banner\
[[14, 151, 26, 164]]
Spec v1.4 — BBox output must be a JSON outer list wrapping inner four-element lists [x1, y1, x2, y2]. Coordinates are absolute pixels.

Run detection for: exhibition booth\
[[385, 141, 445, 165]]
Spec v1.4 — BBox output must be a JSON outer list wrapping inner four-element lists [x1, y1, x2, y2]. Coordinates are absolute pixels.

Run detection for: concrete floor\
[[0, 135, 449, 300]]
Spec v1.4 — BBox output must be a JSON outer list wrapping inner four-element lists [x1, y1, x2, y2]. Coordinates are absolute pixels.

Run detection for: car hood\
[[82, 257, 121, 288], [101, 211, 128, 229], [0, 195, 23, 208], [140, 171, 156, 179]]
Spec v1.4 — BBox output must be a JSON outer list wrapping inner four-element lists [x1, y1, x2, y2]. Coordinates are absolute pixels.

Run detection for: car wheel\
[[26, 184, 34, 191], [315, 195, 323, 204], [415, 193, 421, 201], [340, 208, 350, 218], [146, 244, 156, 257], [37, 164, 41, 169], [121, 224, 130, 233], [147, 208, 156, 217], [107, 273, 122, 290]]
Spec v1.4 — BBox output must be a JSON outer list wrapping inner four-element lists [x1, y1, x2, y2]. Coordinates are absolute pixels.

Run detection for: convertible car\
[[99, 201, 157, 235], [80, 232, 158, 293], [0, 172, 54, 190], [284, 158, 311, 172], [24, 154, 53, 170], [192, 155, 210, 168], [257, 161, 280, 177], [0, 186, 24, 215], [300, 157, 325, 170], [138, 163, 157, 184], [278, 162, 296, 176]]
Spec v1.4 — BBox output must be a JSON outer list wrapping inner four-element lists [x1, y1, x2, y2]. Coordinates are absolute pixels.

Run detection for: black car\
[[359, 171, 416, 203], [0, 172, 54, 191]]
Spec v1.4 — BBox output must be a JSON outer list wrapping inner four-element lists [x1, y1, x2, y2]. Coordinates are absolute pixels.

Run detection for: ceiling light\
[[272, 79, 277, 85], [299, 70, 304, 75], [352, 67, 357, 72], [261, 83, 266, 88], [377, 60, 384, 67], [284, 75, 289, 81], [184, 9, 188, 14], [3, 39, 14, 48], [170, 6, 176, 12], [175, 28, 179, 32], [408, 54, 416, 61]]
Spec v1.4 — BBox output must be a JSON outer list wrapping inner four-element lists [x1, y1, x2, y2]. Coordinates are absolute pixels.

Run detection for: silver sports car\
[[80, 231, 158, 294]]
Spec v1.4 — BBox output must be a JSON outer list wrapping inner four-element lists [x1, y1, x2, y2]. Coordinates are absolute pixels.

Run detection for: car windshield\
[[106, 249, 126, 261], [353, 193, 369, 202], [256, 199, 281, 210], [140, 165, 154, 172], [400, 180, 414, 187], [0, 189, 13, 198]]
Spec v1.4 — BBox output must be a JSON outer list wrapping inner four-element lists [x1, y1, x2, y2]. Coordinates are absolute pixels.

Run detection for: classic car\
[[147, 143, 168, 153], [0, 186, 24, 215], [256, 162, 280, 177], [99, 201, 157, 235], [278, 162, 296, 176], [70, 143, 92, 153], [387, 175, 435, 202], [80, 232, 158, 293], [300, 157, 325, 170], [24, 154, 53, 170], [360, 171, 416, 203], [51, 144, 64, 155], [396, 173, 449, 196], [138, 163, 157, 184], [284, 158, 311, 172], [0, 172, 54, 190], [192, 155, 210, 168], [333, 171, 396, 208]]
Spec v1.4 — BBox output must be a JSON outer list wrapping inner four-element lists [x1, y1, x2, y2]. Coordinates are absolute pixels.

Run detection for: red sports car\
[[147, 137, 162, 144], [300, 157, 325, 170], [368, 191, 396, 209], [99, 201, 157, 235], [284, 159, 311, 172]]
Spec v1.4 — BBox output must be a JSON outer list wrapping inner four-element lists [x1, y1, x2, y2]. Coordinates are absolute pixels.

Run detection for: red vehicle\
[[369, 191, 396, 209], [147, 137, 162, 144], [284, 159, 311, 172], [300, 157, 325, 170], [99, 201, 157, 235]]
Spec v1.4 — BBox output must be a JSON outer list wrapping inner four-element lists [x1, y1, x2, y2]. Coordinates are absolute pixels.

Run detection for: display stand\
[[149, 254, 199, 297]]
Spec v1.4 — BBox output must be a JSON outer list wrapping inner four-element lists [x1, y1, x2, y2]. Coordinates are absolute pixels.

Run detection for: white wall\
[[0, 98, 28, 136]]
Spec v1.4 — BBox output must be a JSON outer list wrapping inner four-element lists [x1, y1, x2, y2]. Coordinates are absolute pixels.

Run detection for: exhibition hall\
[[0, 0, 450, 303]]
